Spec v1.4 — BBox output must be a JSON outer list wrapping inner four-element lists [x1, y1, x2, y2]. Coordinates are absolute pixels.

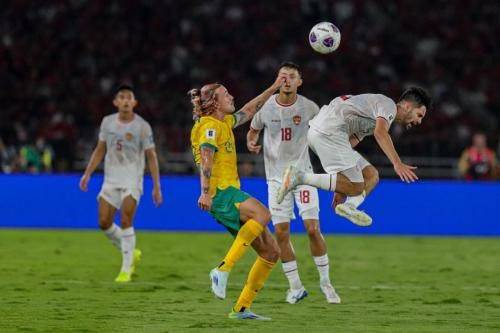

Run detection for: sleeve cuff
[[200, 142, 218, 152]]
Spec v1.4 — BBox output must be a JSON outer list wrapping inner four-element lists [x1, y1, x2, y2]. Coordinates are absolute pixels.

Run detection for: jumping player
[[277, 87, 431, 226]]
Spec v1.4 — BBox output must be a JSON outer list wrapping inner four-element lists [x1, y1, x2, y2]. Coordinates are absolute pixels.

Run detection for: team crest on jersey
[[224, 141, 234, 152], [125, 132, 134, 141], [293, 115, 301, 125]]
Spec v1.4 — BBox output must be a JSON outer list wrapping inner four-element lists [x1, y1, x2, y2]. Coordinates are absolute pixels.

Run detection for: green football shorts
[[210, 186, 251, 236]]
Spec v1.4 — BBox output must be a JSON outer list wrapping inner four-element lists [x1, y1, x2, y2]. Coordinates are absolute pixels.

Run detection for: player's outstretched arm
[[146, 148, 163, 207], [198, 146, 215, 211], [373, 118, 418, 183], [79, 141, 106, 191], [246, 128, 262, 154], [232, 74, 286, 128]]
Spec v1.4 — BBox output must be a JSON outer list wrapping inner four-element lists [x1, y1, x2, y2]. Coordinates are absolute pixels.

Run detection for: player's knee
[[98, 218, 112, 230], [371, 168, 380, 186], [120, 215, 133, 228], [364, 166, 379, 186], [305, 222, 321, 238], [267, 241, 281, 263], [345, 182, 364, 196], [257, 208, 272, 225], [274, 224, 290, 243]]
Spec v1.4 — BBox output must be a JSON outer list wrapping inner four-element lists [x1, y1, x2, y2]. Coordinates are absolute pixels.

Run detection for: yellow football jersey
[[191, 114, 240, 196]]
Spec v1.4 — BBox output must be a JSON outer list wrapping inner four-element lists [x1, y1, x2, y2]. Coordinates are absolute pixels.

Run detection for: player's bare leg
[[98, 198, 121, 250], [210, 198, 270, 299], [115, 195, 139, 283], [277, 166, 371, 225], [275, 222, 308, 304], [229, 228, 279, 320], [335, 165, 378, 225], [278, 165, 364, 203], [304, 219, 340, 304]]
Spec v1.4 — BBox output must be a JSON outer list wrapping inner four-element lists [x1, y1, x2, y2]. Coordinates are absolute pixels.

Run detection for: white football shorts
[[308, 127, 364, 183], [97, 183, 141, 209], [268, 180, 319, 225]]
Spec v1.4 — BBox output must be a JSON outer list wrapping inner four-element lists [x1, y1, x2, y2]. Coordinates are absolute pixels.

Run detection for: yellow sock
[[218, 219, 264, 272], [233, 256, 275, 312]]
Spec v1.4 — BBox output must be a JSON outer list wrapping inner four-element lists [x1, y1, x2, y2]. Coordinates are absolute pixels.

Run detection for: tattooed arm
[[233, 74, 286, 128], [198, 145, 215, 211]]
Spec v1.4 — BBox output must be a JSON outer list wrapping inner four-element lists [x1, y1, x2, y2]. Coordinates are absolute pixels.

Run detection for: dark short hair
[[114, 84, 135, 96], [398, 86, 431, 110], [279, 61, 302, 77]]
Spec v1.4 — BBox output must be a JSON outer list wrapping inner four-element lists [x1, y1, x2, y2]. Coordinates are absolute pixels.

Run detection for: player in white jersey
[[277, 87, 431, 226], [79, 85, 163, 282], [247, 62, 340, 304]]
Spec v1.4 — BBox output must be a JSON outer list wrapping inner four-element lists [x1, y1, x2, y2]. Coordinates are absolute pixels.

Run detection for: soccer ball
[[309, 22, 341, 54]]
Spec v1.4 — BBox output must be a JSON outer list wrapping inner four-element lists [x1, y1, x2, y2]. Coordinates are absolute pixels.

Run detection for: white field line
[[42, 280, 500, 292]]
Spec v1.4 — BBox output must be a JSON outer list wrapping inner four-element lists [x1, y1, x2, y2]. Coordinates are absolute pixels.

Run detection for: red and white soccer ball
[[309, 22, 341, 54]]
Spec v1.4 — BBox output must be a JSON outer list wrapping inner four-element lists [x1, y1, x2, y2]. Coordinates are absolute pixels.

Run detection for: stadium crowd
[[1, 0, 499, 178]]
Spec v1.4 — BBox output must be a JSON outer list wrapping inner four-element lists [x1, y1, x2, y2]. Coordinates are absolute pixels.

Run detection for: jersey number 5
[[116, 139, 123, 151], [281, 127, 292, 141]]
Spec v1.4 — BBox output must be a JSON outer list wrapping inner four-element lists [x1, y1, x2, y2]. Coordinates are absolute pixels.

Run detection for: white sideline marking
[[43, 280, 499, 292]]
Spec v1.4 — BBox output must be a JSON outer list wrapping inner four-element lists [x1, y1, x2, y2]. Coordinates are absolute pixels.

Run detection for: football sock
[[218, 219, 264, 272], [103, 223, 122, 250], [282, 260, 303, 290], [120, 227, 136, 274], [344, 190, 366, 208], [303, 173, 337, 192], [233, 256, 275, 312], [313, 254, 331, 286]]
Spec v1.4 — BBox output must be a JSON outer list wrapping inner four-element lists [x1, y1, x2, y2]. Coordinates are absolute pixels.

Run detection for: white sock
[[120, 227, 136, 273], [345, 190, 366, 208], [103, 223, 122, 250], [282, 260, 303, 290], [303, 173, 337, 192], [313, 254, 331, 286]]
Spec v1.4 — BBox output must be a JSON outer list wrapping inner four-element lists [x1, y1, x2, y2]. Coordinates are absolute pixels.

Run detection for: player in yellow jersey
[[190, 74, 285, 320]]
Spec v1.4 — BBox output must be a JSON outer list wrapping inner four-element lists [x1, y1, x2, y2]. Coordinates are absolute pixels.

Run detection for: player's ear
[[132, 99, 138, 108], [112, 98, 119, 108], [297, 78, 303, 88]]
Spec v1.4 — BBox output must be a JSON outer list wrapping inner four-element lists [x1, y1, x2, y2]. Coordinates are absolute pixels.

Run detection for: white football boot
[[335, 203, 372, 226], [286, 286, 308, 304], [209, 268, 229, 299], [320, 284, 341, 304], [277, 165, 303, 204]]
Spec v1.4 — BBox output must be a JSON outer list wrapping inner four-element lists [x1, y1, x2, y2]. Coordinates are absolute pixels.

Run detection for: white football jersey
[[309, 94, 397, 141], [98, 113, 155, 191], [251, 94, 319, 181]]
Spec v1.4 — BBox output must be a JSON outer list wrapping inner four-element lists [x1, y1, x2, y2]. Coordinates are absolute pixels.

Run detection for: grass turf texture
[[1, 230, 499, 332]]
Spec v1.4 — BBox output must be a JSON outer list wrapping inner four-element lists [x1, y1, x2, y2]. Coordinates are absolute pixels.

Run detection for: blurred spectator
[[458, 133, 497, 180], [36, 137, 54, 172], [0, 1, 499, 174], [0, 138, 19, 173], [19, 141, 41, 174]]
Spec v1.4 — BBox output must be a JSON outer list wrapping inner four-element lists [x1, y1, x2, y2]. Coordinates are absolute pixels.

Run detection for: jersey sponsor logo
[[271, 119, 280, 123], [206, 129, 216, 139], [293, 115, 301, 125], [125, 132, 134, 141], [389, 114, 394, 121]]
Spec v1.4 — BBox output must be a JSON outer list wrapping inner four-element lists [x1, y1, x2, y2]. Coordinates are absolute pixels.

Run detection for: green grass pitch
[[1, 229, 499, 332]]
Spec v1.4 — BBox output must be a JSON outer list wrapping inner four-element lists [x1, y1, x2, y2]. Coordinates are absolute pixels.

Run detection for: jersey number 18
[[281, 128, 292, 141]]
